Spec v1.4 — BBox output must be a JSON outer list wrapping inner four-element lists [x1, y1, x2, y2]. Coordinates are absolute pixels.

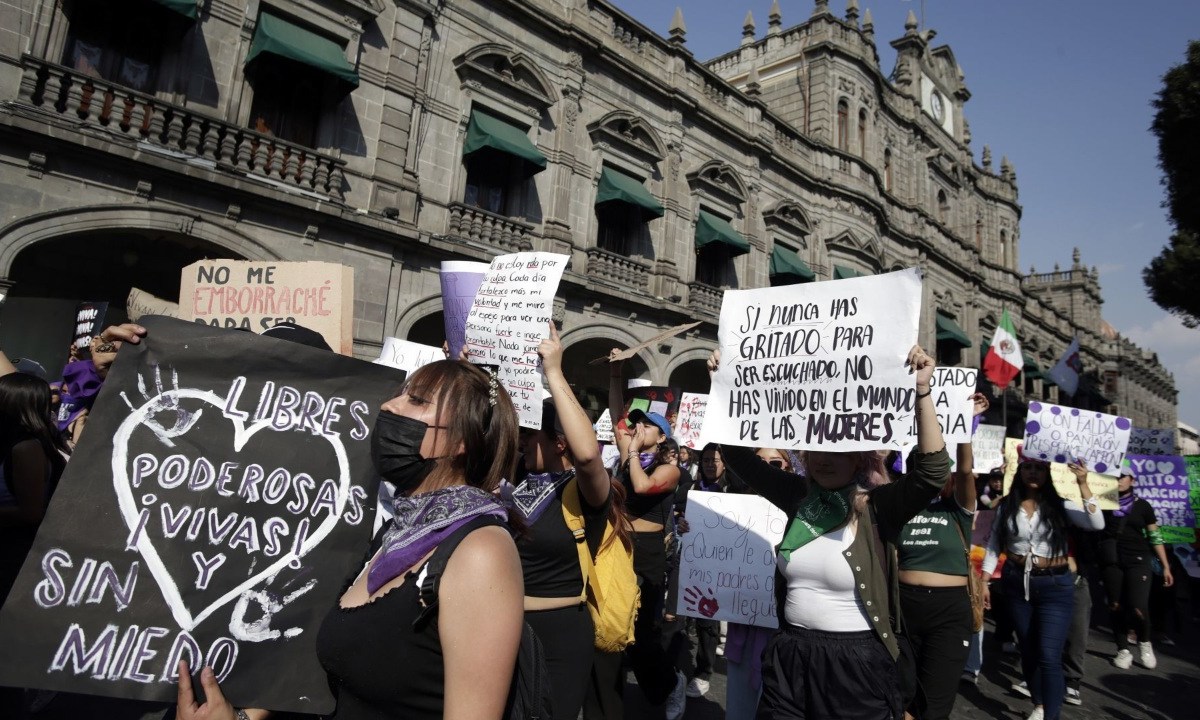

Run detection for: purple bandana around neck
[[1113, 491, 1135, 518], [510, 469, 575, 524], [367, 485, 508, 595], [636, 452, 656, 470]]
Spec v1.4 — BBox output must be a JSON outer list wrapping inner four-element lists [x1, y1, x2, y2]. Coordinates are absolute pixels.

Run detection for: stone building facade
[[0, 0, 1176, 427]]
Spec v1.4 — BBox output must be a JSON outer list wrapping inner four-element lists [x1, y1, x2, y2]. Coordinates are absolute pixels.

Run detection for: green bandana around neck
[[777, 484, 858, 562]]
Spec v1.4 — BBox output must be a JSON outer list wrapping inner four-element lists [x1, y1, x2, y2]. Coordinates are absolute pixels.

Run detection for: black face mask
[[371, 412, 446, 493]]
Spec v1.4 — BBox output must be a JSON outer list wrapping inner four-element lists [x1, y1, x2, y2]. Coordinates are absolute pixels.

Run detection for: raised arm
[[540, 323, 609, 507], [608, 349, 632, 458], [720, 443, 808, 512], [623, 431, 680, 495], [954, 393, 989, 513], [1064, 460, 1104, 530]]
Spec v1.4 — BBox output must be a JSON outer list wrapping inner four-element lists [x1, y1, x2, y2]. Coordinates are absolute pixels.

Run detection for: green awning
[[151, 0, 198, 19], [246, 12, 360, 88], [695, 210, 750, 256], [462, 110, 548, 173], [834, 264, 866, 280], [1023, 352, 1043, 380], [596, 167, 664, 219], [936, 311, 972, 349], [770, 245, 816, 283]]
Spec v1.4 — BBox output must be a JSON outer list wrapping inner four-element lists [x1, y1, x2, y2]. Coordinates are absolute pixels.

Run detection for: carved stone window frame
[[825, 228, 883, 276], [586, 112, 666, 261]]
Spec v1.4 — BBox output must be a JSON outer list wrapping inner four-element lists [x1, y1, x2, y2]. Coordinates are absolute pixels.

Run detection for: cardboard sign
[[439, 261, 489, 359], [463, 252, 568, 428], [675, 393, 709, 450], [1123, 455, 1195, 543], [1002, 437, 1118, 510], [127, 288, 179, 323], [676, 491, 787, 628], [70, 301, 108, 350], [708, 268, 921, 450], [617, 386, 683, 435], [0, 317, 403, 713], [179, 260, 354, 355], [591, 322, 702, 364], [373, 337, 442, 376], [1021, 401, 1131, 476], [594, 409, 614, 443], [905, 367, 976, 445], [972, 424, 1007, 473], [1127, 427, 1177, 456]]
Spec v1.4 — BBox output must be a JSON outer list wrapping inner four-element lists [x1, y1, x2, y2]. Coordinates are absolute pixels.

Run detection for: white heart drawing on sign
[[112, 388, 350, 631], [1157, 460, 1176, 475]]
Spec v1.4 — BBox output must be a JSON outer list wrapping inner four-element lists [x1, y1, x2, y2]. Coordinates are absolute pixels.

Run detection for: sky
[[609, 0, 1200, 430]]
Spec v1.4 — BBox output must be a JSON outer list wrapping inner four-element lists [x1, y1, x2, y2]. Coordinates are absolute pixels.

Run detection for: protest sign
[[591, 321, 703, 364], [179, 260, 354, 355], [905, 366, 976, 445], [0, 317, 402, 713], [972, 424, 1007, 473], [1123, 455, 1195, 544], [70, 301, 108, 350], [594, 409, 615, 443], [463, 252, 568, 428], [127, 288, 180, 322], [439, 261, 489, 359], [707, 268, 921, 450], [1021, 401, 1131, 476], [1003, 437, 1118, 510], [676, 491, 787, 628], [675, 393, 709, 450], [617, 386, 683, 435], [1127, 427, 1177, 456], [373, 337, 442, 375]]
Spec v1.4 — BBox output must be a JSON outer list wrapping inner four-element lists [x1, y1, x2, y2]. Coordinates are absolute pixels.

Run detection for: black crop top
[[517, 477, 610, 597], [618, 460, 673, 525]]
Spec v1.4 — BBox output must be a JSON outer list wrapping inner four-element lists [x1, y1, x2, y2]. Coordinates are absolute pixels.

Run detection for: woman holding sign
[[176, 358, 526, 720], [608, 350, 687, 719], [981, 454, 1103, 720], [711, 345, 951, 720]]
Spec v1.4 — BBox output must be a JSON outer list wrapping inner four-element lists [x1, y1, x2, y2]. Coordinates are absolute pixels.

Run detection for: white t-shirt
[[778, 524, 871, 631]]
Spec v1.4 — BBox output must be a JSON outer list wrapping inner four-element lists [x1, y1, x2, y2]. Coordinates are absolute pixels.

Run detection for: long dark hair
[[995, 461, 1071, 558], [0, 373, 70, 463]]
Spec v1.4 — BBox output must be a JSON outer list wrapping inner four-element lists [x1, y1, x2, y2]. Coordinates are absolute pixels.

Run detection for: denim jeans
[[1002, 563, 1076, 720], [964, 628, 984, 675]]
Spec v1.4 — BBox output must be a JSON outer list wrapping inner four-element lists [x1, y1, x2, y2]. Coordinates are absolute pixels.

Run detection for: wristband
[[1146, 528, 1165, 546], [915, 388, 932, 399]]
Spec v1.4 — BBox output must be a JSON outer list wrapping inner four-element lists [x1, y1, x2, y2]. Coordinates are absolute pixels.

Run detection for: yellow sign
[[1002, 437, 1118, 510]]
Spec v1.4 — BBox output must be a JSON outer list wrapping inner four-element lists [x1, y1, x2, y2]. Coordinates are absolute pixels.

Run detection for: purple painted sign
[[1123, 454, 1196, 543], [1021, 401, 1131, 476], [439, 261, 489, 359]]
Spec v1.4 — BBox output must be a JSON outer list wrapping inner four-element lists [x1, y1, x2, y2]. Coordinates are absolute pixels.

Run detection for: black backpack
[[412, 515, 553, 720]]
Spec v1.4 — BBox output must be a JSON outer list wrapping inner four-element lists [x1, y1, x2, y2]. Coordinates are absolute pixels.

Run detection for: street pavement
[[624, 619, 1200, 719]]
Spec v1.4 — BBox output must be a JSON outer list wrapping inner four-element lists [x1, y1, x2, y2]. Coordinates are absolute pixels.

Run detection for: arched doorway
[[0, 230, 242, 378], [406, 311, 446, 349], [560, 337, 651, 423], [668, 358, 711, 395]]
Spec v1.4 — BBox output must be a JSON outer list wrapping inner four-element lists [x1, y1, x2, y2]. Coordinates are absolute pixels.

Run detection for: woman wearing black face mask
[[177, 359, 525, 720]]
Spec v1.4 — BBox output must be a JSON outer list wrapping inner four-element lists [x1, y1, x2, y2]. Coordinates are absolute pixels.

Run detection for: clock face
[[930, 91, 945, 124]]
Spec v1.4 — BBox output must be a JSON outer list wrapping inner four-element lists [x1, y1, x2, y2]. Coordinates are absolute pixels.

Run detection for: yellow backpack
[[561, 478, 640, 652]]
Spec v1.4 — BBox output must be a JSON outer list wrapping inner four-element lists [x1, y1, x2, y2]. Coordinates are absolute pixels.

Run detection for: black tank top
[[517, 477, 609, 597], [618, 460, 673, 524]]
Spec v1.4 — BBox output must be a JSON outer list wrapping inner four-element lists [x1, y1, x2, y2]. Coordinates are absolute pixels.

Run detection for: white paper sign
[[1021, 401, 1132, 476], [373, 337, 442, 375], [677, 491, 787, 628], [463, 252, 569, 428], [972, 424, 1007, 473], [675, 393, 709, 450], [594, 409, 615, 443], [905, 366, 976, 445], [1127, 427, 1177, 456], [708, 268, 922, 450]]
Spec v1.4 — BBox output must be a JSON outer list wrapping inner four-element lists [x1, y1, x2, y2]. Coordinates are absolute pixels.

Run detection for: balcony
[[446, 202, 534, 253], [585, 247, 650, 291], [687, 281, 722, 320], [16, 55, 346, 200]]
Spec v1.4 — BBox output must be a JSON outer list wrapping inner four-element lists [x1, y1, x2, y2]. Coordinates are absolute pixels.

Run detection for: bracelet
[[915, 388, 932, 399], [236, 711, 251, 720]]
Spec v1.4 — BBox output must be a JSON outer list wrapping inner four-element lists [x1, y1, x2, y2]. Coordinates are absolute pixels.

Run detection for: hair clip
[[486, 367, 499, 407]]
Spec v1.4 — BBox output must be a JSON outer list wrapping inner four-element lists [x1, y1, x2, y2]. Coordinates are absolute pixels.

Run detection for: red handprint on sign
[[683, 586, 719, 618]]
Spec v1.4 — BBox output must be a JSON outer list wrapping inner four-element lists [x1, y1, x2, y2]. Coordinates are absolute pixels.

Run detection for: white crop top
[[777, 525, 871, 631]]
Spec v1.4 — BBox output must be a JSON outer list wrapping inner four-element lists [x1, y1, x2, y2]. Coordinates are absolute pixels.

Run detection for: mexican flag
[[983, 309, 1022, 387]]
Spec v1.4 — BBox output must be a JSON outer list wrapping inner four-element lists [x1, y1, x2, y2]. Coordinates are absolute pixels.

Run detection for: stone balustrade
[[585, 247, 650, 291], [446, 202, 535, 252]]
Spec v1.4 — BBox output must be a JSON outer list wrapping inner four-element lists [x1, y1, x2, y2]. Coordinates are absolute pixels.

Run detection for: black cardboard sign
[[0, 316, 405, 713]]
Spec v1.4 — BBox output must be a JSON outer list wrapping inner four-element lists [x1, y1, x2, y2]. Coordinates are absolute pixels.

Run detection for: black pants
[[693, 618, 720, 680], [758, 626, 900, 720], [1103, 556, 1153, 650], [526, 603, 594, 720], [1063, 572, 1091, 690], [626, 531, 677, 704], [899, 584, 971, 720]]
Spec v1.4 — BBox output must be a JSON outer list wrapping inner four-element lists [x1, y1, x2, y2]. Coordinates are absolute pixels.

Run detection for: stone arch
[[0, 205, 279, 277], [455, 43, 559, 109], [664, 346, 713, 394], [559, 322, 658, 379], [687, 160, 749, 208], [393, 294, 445, 341], [588, 110, 667, 164]]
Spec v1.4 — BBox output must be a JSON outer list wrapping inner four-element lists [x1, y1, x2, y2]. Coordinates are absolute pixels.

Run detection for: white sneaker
[[1064, 687, 1082, 706], [685, 677, 710, 698], [1027, 707, 1044, 720], [1013, 680, 1031, 698], [1138, 642, 1157, 669], [960, 670, 978, 685], [664, 670, 687, 720], [1113, 648, 1134, 669], [715, 643, 725, 657]]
